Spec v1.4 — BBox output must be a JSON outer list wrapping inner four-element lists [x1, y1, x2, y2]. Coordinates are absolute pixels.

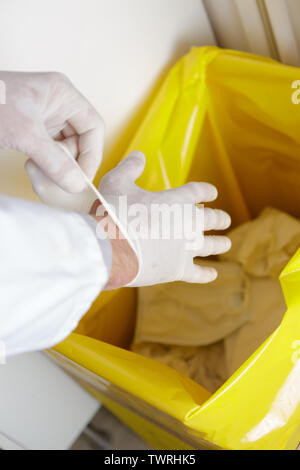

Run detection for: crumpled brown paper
[[132, 208, 295, 393]]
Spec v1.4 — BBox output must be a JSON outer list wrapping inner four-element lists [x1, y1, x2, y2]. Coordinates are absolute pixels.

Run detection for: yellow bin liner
[[51, 47, 300, 450]]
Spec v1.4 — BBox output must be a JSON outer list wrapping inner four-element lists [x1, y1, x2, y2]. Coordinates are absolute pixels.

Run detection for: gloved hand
[[98, 151, 231, 286], [0, 71, 104, 192], [27, 149, 231, 286]]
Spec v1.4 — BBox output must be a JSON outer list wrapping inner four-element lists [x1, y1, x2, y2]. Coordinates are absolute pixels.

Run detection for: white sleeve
[[0, 195, 112, 358]]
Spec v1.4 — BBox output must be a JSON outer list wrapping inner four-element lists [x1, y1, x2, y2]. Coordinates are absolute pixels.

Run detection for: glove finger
[[167, 182, 218, 203], [60, 135, 79, 159], [116, 151, 146, 181], [29, 136, 87, 193], [25, 159, 60, 202], [203, 208, 231, 231], [54, 124, 76, 141], [26, 158, 48, 194], [68, 108, 105, 181], [100, 151, 146, 192], [62, 123, 77, 138], [25, 159, 94, 212], [183, 265, 218, 283], [196, 235, 231, 257]]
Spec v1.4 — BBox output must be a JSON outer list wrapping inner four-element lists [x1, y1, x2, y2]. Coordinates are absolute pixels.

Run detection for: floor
[[71, 406, 151, 450]]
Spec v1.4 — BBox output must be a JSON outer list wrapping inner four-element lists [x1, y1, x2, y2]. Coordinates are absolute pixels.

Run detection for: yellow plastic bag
[[50, 47, 300, 450]]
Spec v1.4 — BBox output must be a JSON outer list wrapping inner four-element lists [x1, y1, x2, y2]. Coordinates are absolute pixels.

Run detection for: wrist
[[90, 200, 138, 290]]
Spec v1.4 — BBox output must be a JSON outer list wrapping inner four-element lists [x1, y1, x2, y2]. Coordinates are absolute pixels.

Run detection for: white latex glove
[[0, 71, 104, 192], [98, 151, 231, 286], [27, 148, 231, 286]]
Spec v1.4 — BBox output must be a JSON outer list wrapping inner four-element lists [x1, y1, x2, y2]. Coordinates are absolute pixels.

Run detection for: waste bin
[[49, 46, 300, 450]]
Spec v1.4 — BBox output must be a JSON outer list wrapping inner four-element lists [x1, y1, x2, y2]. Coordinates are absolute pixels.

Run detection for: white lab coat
[[0, 195, 111, 358]]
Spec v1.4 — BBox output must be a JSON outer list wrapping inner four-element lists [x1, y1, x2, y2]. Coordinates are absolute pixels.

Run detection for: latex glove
[[27, 149, 231, 286], [0, 71, 104, 192], [98, 151, 231, 286]]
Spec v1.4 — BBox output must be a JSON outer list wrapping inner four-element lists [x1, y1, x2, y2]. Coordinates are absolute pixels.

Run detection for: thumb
[[25, 158, 96, 212], [116, 151, 146, 182], [99, 150, 146, 194], [28, 137, 87, 193], [25, 159, 52, 200]]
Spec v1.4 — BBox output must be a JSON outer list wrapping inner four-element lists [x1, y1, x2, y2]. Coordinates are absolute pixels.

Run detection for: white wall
[[203, 0, 277, 58], [204, 0, 300, 67], [0, 0, 215, 200]]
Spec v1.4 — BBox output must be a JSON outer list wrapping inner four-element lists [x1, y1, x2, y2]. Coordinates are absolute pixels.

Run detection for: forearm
[[0, 195, 111, 357]]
